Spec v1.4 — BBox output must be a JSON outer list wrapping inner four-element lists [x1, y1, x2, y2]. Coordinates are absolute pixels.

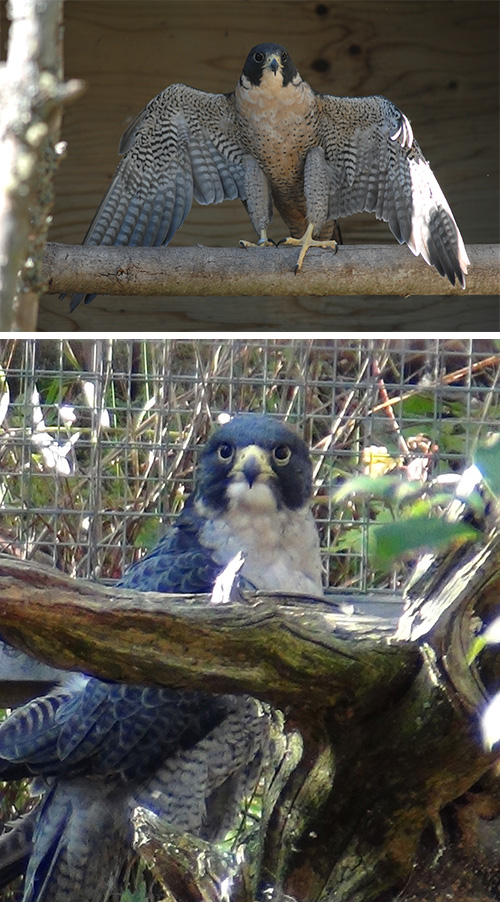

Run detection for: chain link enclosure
[[0, 338, 498, 592]]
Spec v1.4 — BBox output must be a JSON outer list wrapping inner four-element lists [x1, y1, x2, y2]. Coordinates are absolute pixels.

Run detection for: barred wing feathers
[[317, 93, 469, 287], [70, 84, 246, 309]]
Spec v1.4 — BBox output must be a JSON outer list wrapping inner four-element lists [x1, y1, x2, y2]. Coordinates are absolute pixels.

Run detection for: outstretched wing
[[316, 93, 469, 287], [70, 84, 247, 309]]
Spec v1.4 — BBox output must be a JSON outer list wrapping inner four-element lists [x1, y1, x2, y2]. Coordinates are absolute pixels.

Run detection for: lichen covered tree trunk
[[0, 0, 83, 330], [0, 515, 498, 901]]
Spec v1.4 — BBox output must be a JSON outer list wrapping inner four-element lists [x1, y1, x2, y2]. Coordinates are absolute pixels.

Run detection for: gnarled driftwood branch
[[0, 514, 499, 901]]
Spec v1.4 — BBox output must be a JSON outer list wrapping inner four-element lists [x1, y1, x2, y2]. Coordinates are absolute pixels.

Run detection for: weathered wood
[[299, 657, 495, 902], [0, 511, 499, 901], [1, 0, 495, 330], [264, 520, 500, 901], [0, 557, 417, 712], [133, 810, 240, 902], [40, 288, 500, 334], [0, 0, 62, 330], [43, 242, 498, 298], [0, 0, 83, 331]]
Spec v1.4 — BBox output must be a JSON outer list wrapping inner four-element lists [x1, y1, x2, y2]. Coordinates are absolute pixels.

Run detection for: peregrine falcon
[[68, 42, 469, 310], [0, 414, 322, 902]]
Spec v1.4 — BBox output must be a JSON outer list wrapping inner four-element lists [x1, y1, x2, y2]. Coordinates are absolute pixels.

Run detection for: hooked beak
[[267, 54, 280, 76], [231, 445, 275, 487]]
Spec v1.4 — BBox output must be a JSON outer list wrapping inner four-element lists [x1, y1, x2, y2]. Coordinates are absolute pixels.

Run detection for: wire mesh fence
[[0, 338, 498, 593]]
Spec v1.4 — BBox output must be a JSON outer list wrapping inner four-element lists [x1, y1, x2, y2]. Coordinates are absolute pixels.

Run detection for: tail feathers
[[133, 697, 269, 841], [23, 778, 132, 902], [0, 807, 37, 888]]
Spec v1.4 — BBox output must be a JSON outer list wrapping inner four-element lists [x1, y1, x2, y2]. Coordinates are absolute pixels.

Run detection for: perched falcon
[[68, 42, 469, 309], [0, 414, 323, 902]]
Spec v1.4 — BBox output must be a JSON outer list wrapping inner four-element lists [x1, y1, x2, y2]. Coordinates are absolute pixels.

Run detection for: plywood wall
[[1, 1, 498, 331]]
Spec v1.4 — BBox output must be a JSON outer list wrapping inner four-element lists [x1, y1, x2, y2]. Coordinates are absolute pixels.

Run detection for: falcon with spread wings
[[68, 42, 469, 309]]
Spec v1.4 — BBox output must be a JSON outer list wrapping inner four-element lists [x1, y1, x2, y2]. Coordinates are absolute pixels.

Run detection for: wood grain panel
[[1, 0, 498, 331], [38, 293, 500, 334]]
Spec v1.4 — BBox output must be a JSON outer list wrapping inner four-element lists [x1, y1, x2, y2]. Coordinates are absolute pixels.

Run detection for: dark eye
[[272, 444, 292, 466], [254, 51, 264, 63], [282, 52, 288, 63], [217, 442, 234, 462]]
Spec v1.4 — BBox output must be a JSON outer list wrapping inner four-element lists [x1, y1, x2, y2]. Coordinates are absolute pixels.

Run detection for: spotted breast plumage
[[0, 414, 323, 902], [68, 42, 469, 310]]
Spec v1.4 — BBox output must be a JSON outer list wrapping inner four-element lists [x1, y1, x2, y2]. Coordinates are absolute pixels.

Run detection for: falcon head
[[240, 43, 298, 89], [194, 414, 313, 516]]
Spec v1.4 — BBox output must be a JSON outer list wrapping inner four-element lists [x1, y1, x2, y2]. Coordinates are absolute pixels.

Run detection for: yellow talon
[[281, 223, 338, 273], [239, 229, 276, 249]]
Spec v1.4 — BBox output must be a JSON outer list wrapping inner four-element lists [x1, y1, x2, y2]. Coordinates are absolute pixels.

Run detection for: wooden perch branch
[[0, 557, 417, 712], [43, 242, 499, 298]]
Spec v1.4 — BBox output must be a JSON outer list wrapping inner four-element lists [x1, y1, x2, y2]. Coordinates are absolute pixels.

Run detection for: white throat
[[195, 491, 323, 595]]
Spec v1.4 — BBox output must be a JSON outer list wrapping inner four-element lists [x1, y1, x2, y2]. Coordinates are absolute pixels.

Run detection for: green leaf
[[133, 517, 162, 552], [467, 615, 500, 664], [400, 394, 436, 416], [334, 475, 402, 502], [120, 883, 147, 902], [327, 530, 363, 554], [407, 495, 454, 517], [391, 481, 426, 505], [369, 516, 479, 568], [473, 433, 500, 498]]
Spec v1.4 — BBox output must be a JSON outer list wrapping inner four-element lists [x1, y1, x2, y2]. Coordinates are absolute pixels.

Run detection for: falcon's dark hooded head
[[194, 414, 313, 514], [240, 43, 298, 88]]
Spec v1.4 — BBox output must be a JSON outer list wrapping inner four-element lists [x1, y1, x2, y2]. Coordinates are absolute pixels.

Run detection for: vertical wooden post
[[0, 0, 82, 331]]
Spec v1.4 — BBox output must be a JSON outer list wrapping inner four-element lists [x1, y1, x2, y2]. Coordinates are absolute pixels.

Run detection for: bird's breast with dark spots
[[235, 82, 319, 190]]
